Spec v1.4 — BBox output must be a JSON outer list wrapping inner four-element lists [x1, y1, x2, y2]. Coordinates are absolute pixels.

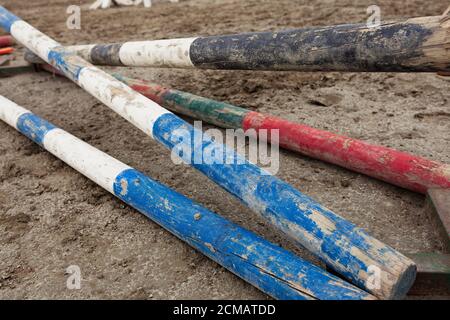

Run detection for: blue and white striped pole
[[0, 95, 376, 300], [0, 6, 416, 299]]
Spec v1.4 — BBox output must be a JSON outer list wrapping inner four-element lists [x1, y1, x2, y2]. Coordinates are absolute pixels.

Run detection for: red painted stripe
[[0, 35, 13, 48], [243, 111, 450, 193], [0, 46, 14, 55], [129, 82, 169, 106]]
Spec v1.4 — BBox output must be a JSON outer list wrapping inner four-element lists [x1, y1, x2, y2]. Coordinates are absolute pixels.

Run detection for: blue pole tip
[[0, 6, 21, 33]]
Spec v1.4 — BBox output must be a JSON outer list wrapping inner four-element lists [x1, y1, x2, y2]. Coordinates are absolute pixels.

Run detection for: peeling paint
[[31, 15, 450, 72], [0, 6, 417, 299], [439, 164, 450, 179], [119, 38, 197, 68], [17, 113, 56, 146], [88, 74, 450, 194], [194, 213, 202, 221], [120, 179, 128, 196], [0, 95, 379, 300], [152, 113, 416, 299], [243, 112, 450, 193], [112, 168, 375, 300], [188, 17, 441, 72]]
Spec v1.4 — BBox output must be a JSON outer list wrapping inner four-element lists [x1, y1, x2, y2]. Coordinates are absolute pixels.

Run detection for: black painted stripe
[[90, 43, 124, 66], [189, 21, 434, 72]]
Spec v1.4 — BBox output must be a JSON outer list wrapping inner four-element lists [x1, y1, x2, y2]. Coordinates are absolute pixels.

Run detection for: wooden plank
[[121, 74, 450, 194], [26, 59, 448, 195]]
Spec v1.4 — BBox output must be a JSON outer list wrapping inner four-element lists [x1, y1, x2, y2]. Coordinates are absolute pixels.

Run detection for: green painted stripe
[[161, 89, 249, 129]]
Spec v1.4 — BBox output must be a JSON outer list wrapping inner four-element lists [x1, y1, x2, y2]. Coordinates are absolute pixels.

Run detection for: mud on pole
[[0, 6, 416, 299], [23, 52, 450, 194], [0, 96, 379, 300], [57, 14, 450, 72]]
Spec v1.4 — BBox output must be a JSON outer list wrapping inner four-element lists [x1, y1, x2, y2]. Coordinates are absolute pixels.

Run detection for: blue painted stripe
[[113, 168, 371, 300], [151, 113, 398, 290], [0, 6, 20, 33], [0, 5, 386, 298], [3, 103, 373, 300], [16, 113, 57, 146], [47, 48, 85, 82]]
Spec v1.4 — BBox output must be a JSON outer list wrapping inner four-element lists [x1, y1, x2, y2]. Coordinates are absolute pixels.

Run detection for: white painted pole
[[0, 95, 376, 300]]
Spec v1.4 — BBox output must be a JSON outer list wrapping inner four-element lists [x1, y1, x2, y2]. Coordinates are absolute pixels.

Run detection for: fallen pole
[[22, 52, 450, 194], [0, 96, 378, 300], [52, 13, 450, 72], [113, 74, 450, 194], [0, 6, 417, 299]]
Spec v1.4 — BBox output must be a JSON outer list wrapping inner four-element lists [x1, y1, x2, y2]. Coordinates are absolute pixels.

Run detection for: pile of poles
[[0, 5, 449, 300]]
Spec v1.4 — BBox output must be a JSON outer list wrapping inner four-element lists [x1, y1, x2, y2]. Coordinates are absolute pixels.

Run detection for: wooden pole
[[111, 74, 450, 194], [0, 6, 417, 299], [55, 14, 450, 72], [23, 51, 450, 194], [0, 35, 13, 47], [0, 95, 377, 300]]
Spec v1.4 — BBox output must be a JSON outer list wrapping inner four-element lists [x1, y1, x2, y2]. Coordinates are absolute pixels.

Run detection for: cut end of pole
[[2, 6, 422, 300], [389, 262, 417, 299]]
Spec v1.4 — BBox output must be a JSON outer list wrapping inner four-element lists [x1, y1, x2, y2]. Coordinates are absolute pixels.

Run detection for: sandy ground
[[0, 0, 449, 299]]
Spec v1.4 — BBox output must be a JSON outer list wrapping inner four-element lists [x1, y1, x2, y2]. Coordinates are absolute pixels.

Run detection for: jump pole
[[113, 74, 450, 194], [10, 62, 450, 297], [20, 53, 450, 194], [0, 35, 13, 47], [23, 50, 450, 194], [0, 96, 378, 300], [51, 13, 450, 72], [0, 6, 416, 299]]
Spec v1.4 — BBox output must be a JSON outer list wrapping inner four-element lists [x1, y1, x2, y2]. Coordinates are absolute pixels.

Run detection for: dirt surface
[[0, 0, 449, 299]]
